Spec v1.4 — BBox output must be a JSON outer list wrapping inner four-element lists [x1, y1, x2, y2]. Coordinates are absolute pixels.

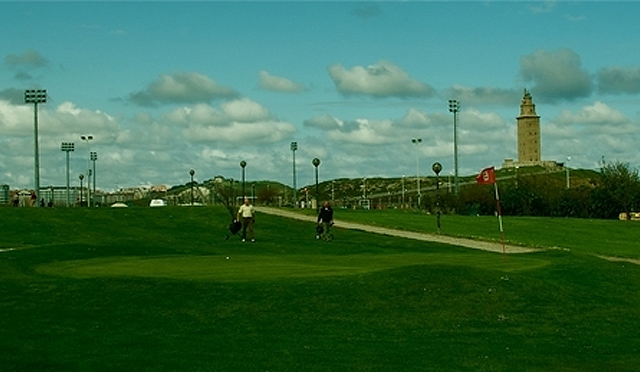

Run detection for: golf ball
[[226, 256, 230, 260]]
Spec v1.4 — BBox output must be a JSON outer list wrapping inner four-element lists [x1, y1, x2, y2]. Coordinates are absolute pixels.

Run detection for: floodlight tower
[[25, 89, 47, 206], [61, 142, 75, 207]]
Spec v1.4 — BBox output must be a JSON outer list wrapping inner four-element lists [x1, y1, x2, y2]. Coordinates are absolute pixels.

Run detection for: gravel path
[[257, 207, 539, 254]]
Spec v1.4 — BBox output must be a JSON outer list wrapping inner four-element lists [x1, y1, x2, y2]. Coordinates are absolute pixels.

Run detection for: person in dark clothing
[[317, 201, 334, 241]]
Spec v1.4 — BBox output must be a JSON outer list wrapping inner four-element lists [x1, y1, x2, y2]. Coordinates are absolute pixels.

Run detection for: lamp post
[[189, 169, 195, 205], [290, 142, 298, 207], [25, 89, 46, 207], [61, 142, 74, 207], [448, 100, 460, 194], [432, 162, 443, 233], [91, 152, 97, 206], [312, 158, 321, 212], [411, 138, 422, 207], [80, 135, 94, 207], [79, 174, 84, 207], [240, 160, 247, 199], [565, 156, 571, 189]]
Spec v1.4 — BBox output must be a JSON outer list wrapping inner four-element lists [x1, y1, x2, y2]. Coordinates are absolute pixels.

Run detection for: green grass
[[307, 208, 640, 257], [1, 206, 640, 371]]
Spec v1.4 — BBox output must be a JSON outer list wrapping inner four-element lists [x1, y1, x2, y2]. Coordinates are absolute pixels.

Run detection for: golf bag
[[315, 224, 324, 239], [225, 220, 242, 240]]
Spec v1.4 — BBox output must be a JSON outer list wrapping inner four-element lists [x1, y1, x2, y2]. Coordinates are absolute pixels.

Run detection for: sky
[[1, 1, 640, 192]]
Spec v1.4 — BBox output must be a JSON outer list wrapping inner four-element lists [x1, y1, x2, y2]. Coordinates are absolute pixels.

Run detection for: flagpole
[[476, 166, 506, 255], [494, 181, 505, 254]]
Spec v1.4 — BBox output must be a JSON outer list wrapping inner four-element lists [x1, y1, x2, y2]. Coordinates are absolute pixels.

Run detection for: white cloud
[[220, 98, 272, 122], [259, 71, 306, 92], [161, 98, 296, 144], [5, 49, 49, 69], [328, 60, 435, 98], [520, 48, 592, 102], [129, 72, 238, 106], [554, 101, 629, 127], [444, 85, 519, 106], [597, 66, 640, 94]]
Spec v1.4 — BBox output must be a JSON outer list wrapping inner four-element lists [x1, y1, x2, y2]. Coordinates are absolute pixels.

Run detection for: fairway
[[2, 206, 640, 372], [36, 252, 551, 282]]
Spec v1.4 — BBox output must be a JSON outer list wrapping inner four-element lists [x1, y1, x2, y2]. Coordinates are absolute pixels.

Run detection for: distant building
[[503, 89, 559, 169], [517, 89, 541, 165], [1, 184, 9, 204]]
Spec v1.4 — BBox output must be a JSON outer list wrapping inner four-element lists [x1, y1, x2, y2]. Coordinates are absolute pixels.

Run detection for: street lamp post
[[448, 100, 460, 194], [61, 142, 74, 207], [290, 142, 298, 207], [91, 152, 97, 206], [312, 158, 321, 212], [240, 160, 247, 199], [432, 162, 443, 233], [25, 89, 46, 207], [80, 135, 94, 207], [189, 169, 195, 205], [411, 138, 422, 207], [79, 174, 84, 206]]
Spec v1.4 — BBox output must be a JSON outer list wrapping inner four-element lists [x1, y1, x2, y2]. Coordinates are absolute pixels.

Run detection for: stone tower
[[517, 89, 541, 164]]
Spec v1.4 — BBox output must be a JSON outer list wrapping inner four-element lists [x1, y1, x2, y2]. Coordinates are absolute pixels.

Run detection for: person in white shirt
[[237, 198, 256, 242]]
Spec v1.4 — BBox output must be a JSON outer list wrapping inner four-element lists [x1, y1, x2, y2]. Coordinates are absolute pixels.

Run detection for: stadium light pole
[[448, 100, 460, 194], [189, 169, 195, 206], [240, 160, 247, 199], [25, 89, 46, 207], [312, 158, 321, 212], [79, 174, 84, 207], [61, 142, 74, 207], [432, 162, 443, 233], [290, 141, 298, 207], [80, 135, 94, 207], [91, 152, 97, 206], [411, 138, 422, 207]]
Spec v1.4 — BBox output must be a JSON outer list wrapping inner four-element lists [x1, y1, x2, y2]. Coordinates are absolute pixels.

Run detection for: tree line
[[446, 160, 640, 219]]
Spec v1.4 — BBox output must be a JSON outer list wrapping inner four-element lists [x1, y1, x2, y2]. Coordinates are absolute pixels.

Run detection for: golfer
[[317, 201, 334, 240], [237, 198, 256, 243]]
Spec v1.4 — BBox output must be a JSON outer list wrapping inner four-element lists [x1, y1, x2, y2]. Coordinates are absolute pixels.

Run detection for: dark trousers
[[241, 217, 254, 239]]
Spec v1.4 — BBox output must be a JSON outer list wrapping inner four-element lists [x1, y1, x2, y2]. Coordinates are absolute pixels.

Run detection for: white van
[[149, 199, 168, 207]]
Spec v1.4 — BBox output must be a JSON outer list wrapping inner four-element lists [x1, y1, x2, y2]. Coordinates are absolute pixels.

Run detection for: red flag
[[476, 166, 496, 185]]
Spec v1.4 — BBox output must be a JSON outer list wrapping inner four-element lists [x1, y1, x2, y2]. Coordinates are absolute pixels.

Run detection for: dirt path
[[256, 207, 538, 254]]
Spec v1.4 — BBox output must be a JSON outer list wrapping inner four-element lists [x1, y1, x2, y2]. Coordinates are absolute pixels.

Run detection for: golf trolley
[[315, 222, 334, 241]]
